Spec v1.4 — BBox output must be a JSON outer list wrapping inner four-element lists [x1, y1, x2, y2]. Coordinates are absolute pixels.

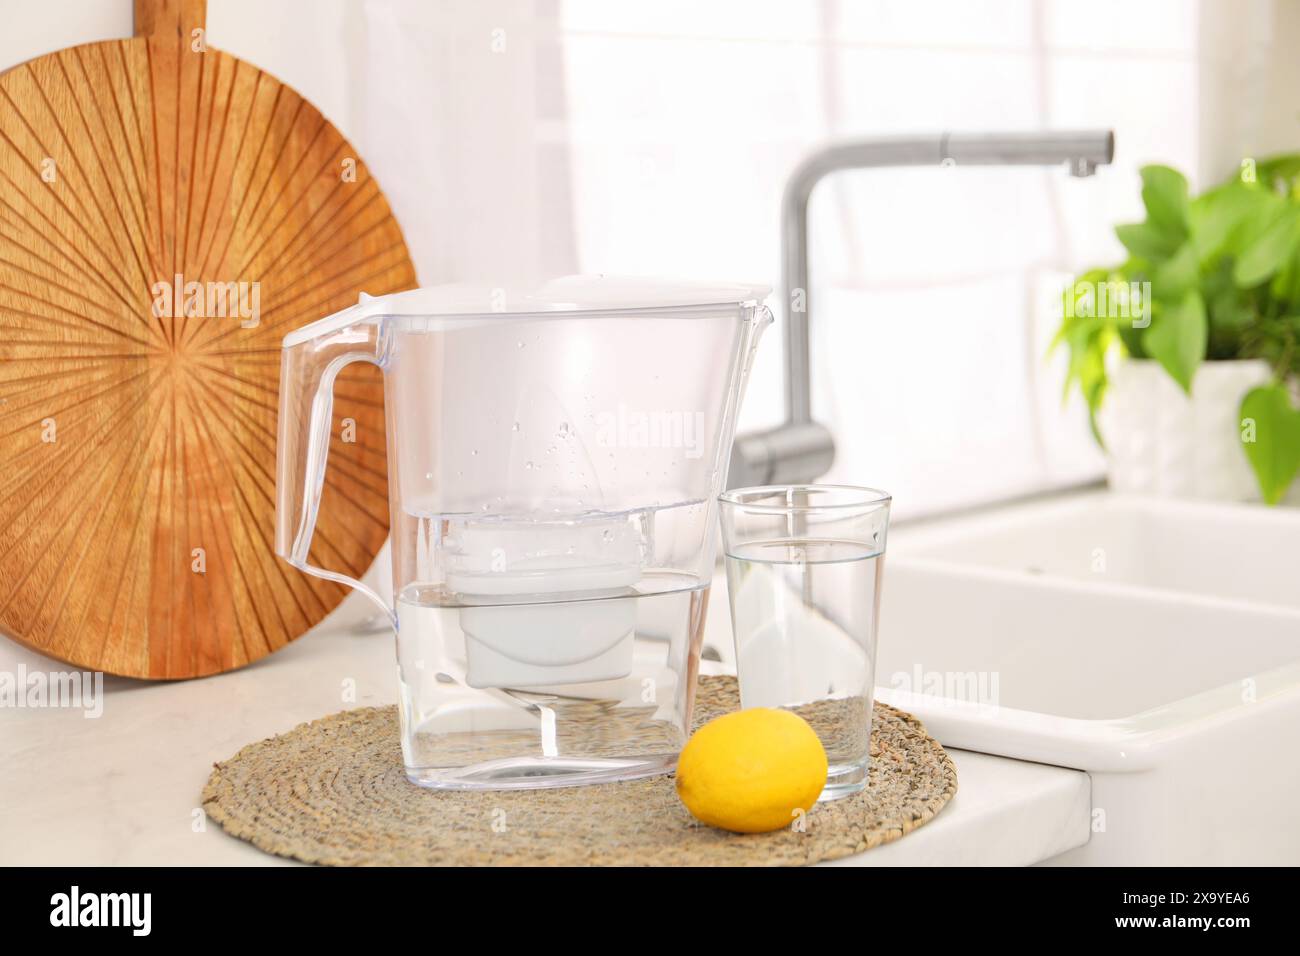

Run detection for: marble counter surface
[[0, 574, 1090, 866]]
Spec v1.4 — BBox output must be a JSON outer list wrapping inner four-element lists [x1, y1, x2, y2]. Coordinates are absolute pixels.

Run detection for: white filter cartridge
[[447, 517, 642, 688]]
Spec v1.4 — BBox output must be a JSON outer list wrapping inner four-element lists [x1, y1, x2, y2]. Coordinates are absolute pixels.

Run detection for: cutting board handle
[[134, 0, 208, 39]]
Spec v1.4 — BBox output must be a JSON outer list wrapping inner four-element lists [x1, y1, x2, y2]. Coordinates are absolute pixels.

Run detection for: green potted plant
[[1055, 155, 1300, 504]]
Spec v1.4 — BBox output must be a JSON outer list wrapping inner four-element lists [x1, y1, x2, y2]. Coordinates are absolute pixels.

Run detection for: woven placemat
[[202, 675, 957, 866]]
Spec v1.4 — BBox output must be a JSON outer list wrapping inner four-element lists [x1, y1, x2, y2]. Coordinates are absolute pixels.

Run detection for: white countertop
[[0, 573, 1091, 866]]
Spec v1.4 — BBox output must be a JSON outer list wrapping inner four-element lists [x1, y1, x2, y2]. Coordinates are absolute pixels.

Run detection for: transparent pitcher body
[[276, 278, 770, 789]]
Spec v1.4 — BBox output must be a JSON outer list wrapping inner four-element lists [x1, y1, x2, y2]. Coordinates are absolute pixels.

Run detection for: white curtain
[[205, 0, 578, 286], [10, 0, 1290, 521], [1196, 0, 1300, 185]]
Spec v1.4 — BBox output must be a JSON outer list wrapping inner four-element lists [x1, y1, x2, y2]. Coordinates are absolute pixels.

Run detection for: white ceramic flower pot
[[1098, 358, 1272, 502]]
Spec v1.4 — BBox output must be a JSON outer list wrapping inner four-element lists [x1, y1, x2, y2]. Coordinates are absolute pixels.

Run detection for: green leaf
[[1142, 290, 1207, 393], [1189, 182, 1269, 265], [1202, 258, 1252, 333], [1116, 221, 1181, 260], [1208, 291, 1253, 332], [1234, 206, 1300, 287], [1254, 154, 1300, 194], [1056, 315, 1107, 395], [1140, 165, 1191, 239], [1113, 167, 1192, 263], [1052, 155, 1300, 460], [1271, 251, 1300, 303], [1051, 272, 1119, 448], [1226, 188, 1288, 256], [1152, 241, 1198, 298], [1239, 384, 1300, 504]]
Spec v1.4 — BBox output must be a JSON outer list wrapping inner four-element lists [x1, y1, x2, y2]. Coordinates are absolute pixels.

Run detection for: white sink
[[894, 492, 1300, 613], [877, 493, 1300, 864]]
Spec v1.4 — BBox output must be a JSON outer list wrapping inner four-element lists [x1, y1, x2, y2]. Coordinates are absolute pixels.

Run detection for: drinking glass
[[718, 484, 891, 799]]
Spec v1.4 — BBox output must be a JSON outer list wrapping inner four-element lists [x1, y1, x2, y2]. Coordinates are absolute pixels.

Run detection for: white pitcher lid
[[379, 275, 769, 314], [284, 275, 770, 346]]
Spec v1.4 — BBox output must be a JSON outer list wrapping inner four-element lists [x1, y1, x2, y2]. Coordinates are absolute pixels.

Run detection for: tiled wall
[[554, 0, 1217, 515]]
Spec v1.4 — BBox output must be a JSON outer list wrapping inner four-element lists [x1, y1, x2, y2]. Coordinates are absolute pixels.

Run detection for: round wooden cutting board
[[0, 0, 413, 678]]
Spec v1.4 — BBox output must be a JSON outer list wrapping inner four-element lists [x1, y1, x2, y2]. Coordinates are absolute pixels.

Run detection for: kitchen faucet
[[729, 130, 1116, 488]]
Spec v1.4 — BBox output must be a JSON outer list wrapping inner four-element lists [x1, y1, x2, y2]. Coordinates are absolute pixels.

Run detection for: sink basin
[[876, 559, 1300, 759], [876, 493, 1300, 864], [892, 492, 1300, 612]]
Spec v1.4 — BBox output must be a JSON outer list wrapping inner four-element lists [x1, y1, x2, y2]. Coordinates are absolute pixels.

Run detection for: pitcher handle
[[275, 298, 394, 626]]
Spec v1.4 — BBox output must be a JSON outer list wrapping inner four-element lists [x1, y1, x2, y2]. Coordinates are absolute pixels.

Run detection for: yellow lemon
[[675, 707, 828, 833]]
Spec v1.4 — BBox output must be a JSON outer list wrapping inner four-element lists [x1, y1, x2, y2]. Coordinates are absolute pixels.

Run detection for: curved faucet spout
[[729, 130, 1115, 488]]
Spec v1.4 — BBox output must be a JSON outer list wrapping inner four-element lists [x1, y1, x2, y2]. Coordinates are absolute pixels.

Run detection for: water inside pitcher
[[276, 277, 771, 789]]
